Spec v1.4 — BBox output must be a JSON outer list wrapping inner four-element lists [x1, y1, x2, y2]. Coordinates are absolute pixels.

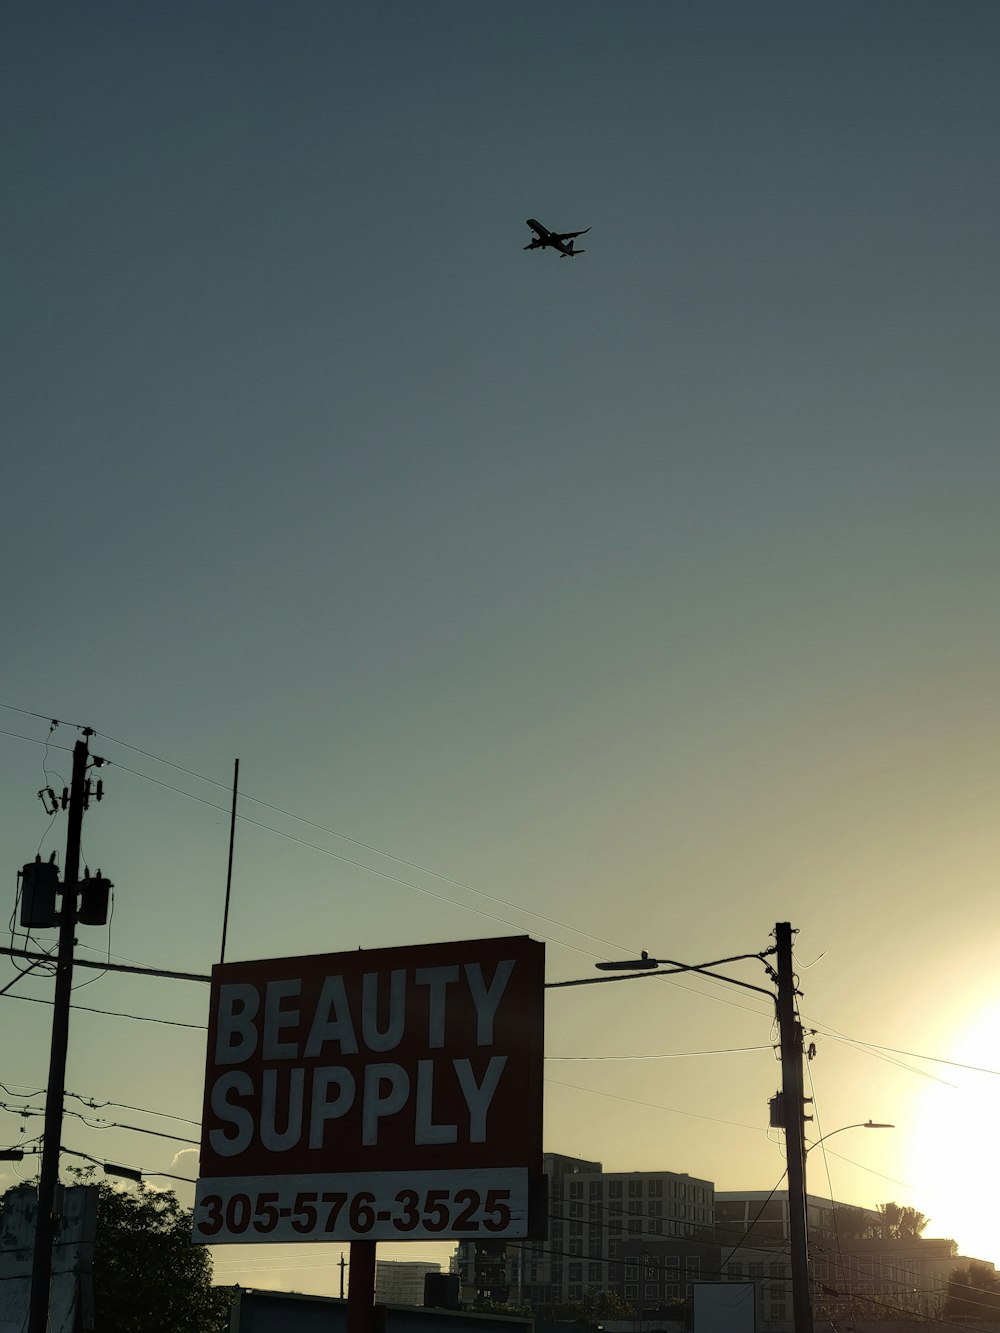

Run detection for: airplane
[[523, 217, 590, 258]]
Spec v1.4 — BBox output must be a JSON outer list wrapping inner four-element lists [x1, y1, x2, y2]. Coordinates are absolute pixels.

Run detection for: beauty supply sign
[[193, 936, 544, 1244]]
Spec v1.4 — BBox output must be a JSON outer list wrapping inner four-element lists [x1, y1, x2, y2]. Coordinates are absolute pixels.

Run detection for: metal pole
[[347, 1240, 378, 1333], [220, 757, 239, 964], [29, 736, 89, 1333], [775, 922, 813, 1333]]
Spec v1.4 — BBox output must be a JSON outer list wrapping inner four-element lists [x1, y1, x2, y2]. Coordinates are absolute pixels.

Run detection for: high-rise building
[[456, 1152, 718, 1315], [375, 1260, 442, 1307]]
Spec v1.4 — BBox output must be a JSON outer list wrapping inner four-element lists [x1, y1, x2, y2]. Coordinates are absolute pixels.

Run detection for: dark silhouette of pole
[[220, 757, 239, 964], [28, 735, 89, 1333], [347, 1240, 378, 1333], [776, 921, 813, 1333]]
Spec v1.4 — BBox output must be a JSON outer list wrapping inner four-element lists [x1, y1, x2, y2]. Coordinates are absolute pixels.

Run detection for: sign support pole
[[347, 1240, 377, 1333]]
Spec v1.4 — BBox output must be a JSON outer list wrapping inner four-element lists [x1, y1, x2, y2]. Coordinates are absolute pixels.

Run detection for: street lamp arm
[[651, 958, 778, 1003], [551, 948, 778, 1005], [806, 1121, 894, 1153], [548, 962, 775, 1001]]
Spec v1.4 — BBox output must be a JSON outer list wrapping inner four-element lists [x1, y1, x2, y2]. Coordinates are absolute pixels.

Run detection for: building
[[375, 1260, 442, 1307], [228, 1289, 531, 1333], [715, 1191, 996, 1326], [456, 1152, 718, 1315]]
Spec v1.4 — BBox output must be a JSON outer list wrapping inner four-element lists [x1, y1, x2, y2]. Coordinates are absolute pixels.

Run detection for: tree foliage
[[0, 1174, 233, 1333], [833, 1206, 875, 1240], [548, 1288, 640, 1322], [91, 1177, 233, 1333], [945, 1263, 1000, 1320], [875, 1201, 929, 1239]]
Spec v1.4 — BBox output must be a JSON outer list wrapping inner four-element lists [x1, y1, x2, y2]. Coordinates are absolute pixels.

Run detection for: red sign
[[194, 935, 543, 1243]]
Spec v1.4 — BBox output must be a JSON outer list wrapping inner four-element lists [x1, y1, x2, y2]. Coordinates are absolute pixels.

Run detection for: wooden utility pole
[[28, 734, 90, 1333], [775, 922, 813, 1333]]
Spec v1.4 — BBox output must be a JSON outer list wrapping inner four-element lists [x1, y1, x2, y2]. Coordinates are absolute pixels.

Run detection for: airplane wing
[[554, 228, 590, 241]]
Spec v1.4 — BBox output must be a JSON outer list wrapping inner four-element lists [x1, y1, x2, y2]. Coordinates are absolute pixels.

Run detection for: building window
[[625, 1285, 638, 1300], [645, 1284, 658, 1300], [569, 1285, 582, 1300], [589, 1263, 603, 1282], [590, 1182, 603, 1201], [749, 1262, 763, 1278], [648, 1179, 663, 1197], [629, 1180, 642, 1198], [569, 1239, 582, 1256], [609, 1180, 623, 1199], [569, 1181, 583, 1199], [727, 1262, 743, 1280], [569, 1263, 582, 1282]]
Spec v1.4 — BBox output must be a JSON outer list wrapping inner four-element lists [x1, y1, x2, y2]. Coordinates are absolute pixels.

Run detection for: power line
[[546, 1075, 770, 1134], [547, 1045, 773, 1062], [91, 722, 643, 960], [0, 990, 207, 1029]]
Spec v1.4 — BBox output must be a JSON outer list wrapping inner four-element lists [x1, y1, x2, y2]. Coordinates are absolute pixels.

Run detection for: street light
[[806, 1122, 894, 1153], [588, 924, 813, 1333]]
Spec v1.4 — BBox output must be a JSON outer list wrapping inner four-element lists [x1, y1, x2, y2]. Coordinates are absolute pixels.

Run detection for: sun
[[907, 999, 1000, 1266]]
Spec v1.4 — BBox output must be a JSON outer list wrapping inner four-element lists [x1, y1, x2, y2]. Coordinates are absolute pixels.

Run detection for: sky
[[3, 0, 1000, 1300]]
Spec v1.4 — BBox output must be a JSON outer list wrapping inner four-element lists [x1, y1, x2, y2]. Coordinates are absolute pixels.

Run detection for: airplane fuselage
[[524, 217, 588, 258]]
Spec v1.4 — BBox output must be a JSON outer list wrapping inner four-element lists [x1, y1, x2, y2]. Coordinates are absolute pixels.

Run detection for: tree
[[549, 1288, 639, 1324], [1, 1174, 233, 1333], [91, 1176, 234, 1333], [834, 1206, 876, 1240], [875, 1201, 929, 1239], [945, 1263, 1000, 1320]]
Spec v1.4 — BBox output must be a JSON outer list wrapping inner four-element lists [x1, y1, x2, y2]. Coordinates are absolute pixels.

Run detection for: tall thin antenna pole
[[220, 758, 239, 964]]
